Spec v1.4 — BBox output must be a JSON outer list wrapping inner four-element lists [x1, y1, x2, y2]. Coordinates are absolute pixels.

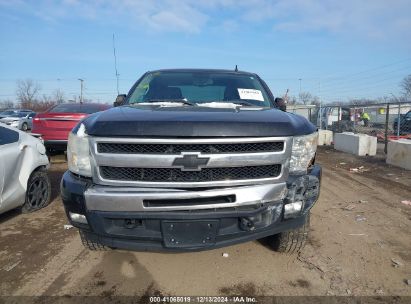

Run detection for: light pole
[[78, 78, 84, 103]]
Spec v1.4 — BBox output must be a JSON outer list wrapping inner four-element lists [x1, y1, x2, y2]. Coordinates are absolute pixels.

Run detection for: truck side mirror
[[114, 94, 126, 107], [275, 98, 286, 112]]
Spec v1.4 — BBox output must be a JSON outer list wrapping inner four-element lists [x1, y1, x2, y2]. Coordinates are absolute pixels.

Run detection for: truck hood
[[82, 105, 316, 137]]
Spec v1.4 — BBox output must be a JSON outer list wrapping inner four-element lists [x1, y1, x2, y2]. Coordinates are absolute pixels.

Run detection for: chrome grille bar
[[89, 137, 292, 188]]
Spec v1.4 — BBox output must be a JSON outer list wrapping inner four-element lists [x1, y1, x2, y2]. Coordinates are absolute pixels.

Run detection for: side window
[[29, 113, 36, 118], [0, 126, 19, 146]]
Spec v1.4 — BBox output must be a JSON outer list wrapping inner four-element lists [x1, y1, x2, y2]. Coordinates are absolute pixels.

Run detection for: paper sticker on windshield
[[237, 88, 264, 101]]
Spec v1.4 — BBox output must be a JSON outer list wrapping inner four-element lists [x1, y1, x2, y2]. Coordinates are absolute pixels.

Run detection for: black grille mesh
[[97, 142, 284, 154], [100, 165, 281, 183]]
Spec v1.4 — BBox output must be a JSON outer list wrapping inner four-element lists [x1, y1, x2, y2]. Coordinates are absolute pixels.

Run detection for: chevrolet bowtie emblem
[[172, 153, 210, 171]]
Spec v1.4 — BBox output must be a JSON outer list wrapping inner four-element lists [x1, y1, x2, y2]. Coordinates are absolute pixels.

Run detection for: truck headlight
[[289, 132, 318, 174], [67, 123, 91, 177]]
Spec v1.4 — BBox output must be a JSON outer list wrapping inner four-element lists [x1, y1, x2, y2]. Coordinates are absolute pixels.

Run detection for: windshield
[[10, 112, 28, 117], [1, 110, 16, 115], [127, 71, 272, 107]]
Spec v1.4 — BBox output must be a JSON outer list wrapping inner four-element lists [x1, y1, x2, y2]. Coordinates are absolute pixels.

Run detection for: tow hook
[[124, 219, 142, 229], [239, 217, 255, 231]]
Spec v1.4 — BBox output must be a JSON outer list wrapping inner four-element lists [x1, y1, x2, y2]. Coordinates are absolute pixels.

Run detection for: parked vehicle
[[0, 123, 51, 215], [0, 108, 33, 118], [61, 69, 321, 253], [0, 111, 36, 131], [32, 103, 111, 152], [393, 110, 411, 134], [0, 109, 20, 119]]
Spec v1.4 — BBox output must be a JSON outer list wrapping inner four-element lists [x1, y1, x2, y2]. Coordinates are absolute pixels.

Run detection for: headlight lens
[[67, 123, 91, 177], [289, 132, 318, 174]]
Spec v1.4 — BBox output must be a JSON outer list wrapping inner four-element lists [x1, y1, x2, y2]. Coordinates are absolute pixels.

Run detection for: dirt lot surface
[[0, 147, 410, 299]]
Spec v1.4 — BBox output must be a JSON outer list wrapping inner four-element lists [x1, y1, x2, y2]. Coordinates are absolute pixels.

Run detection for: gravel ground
[[0, 147, 410, 300]]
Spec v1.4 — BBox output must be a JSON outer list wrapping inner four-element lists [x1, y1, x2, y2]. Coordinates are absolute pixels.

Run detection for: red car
[[32, 103, 111, 152]]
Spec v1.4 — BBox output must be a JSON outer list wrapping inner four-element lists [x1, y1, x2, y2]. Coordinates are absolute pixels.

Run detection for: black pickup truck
[[61, 69, 321, 253]]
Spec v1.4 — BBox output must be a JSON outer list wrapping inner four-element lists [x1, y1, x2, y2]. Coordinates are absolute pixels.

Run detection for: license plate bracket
[[162, 220, 219, 248]]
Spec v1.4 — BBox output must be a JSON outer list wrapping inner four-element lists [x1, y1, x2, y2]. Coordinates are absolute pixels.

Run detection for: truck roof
[[148, 68, 257, 76]]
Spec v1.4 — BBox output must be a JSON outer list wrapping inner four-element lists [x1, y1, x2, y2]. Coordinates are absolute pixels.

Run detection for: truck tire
[[268, 214, 310, 254], [79, 230, 109, 251], [22, 169, 51, 213]]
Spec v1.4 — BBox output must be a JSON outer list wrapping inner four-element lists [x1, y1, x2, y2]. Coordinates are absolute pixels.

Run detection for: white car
[[0, 123, 51, 214]]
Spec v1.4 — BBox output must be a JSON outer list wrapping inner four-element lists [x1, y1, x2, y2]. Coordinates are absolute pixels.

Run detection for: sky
[[0, 0, 411, 104]]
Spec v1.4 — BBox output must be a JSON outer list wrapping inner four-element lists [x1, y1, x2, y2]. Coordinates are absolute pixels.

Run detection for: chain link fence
[[287, 102, 411, 154]]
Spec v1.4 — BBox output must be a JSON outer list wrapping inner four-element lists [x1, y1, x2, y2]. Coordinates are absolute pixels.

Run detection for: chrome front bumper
[[84, 182, 288, 212], [61, 165, 321, 252]]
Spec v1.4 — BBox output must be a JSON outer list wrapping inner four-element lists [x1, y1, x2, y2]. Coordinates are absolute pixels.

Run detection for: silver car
[[0, 123, 51, 214], [0, 111, 36, 131], [0, 109, 32, 119]]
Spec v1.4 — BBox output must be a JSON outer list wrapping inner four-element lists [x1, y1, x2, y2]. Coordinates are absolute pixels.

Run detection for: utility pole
[[113, 34, 120, 95], [78, 78, 84, 103], [298, 78, 302, 103]]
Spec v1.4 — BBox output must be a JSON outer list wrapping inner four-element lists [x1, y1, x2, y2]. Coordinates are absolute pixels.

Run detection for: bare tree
[[0, 99, 14, 109], [287, 96, 297, 105], [299, 92, 312, 105], [52, 89, 65, 104], [310, 96, 320, 106], [16, 79, 41, 108], [400, 74, 411, 98], [41, 94, 53, 103]]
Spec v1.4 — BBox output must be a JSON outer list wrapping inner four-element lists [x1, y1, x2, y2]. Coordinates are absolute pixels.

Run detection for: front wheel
[[22, 169, 51, 213], [268, 214, 310, 254], [21, 122, 28, 131]]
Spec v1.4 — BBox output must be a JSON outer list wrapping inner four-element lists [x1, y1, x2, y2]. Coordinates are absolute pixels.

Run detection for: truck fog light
[[69, 212, 88, 224], [284, 201, 303, 219]]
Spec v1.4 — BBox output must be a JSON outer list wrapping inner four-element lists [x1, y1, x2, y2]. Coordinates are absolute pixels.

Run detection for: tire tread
[[269, 214, 310, 254], [79, 230, 109, 251]]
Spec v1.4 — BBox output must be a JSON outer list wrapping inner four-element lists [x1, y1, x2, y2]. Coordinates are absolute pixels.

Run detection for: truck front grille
[[91, 137, 291, 187], [97, 142, 284, 154], [100, 165, 281, 183]]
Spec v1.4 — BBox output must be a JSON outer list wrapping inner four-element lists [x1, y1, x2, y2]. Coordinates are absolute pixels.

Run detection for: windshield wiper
[[228, 99, 266, 108], [143, 99, 196, 106], [225, 99, 261, 107]]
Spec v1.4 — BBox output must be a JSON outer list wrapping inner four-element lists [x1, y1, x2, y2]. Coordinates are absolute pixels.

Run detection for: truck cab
[[61, 69, 321, 253]]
